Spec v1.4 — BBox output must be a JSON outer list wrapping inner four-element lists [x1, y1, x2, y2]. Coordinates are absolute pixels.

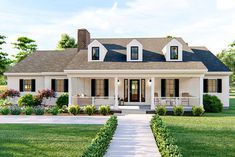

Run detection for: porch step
[[116, 105, 151, 114], [121, 109, 147, 114]]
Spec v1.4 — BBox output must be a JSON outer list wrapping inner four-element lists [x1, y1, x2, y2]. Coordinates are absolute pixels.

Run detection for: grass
[[0, 124, 102, 157], [161, 97, 235, 157]]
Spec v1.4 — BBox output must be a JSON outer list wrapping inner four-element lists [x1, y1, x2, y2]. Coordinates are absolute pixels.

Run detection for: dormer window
[[170, 46, 178, 60], [92, 47, 99, 60], [131, 46, 139, 60]]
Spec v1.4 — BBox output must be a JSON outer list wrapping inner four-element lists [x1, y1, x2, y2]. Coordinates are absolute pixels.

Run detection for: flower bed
[[82, 116, 118, 157], [151, 115, 182, 157]]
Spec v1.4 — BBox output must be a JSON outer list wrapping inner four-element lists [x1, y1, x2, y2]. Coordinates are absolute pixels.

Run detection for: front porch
[[69, 76, 203, 110]]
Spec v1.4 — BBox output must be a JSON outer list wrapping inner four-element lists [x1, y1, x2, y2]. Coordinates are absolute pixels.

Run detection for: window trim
[[92, 47, 100, 60], [130, 46, 139, 60], [170, 46, 178, 60]]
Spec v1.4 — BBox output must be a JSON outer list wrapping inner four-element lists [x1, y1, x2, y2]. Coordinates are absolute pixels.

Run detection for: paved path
[[0, 115, 109, 124], [105, 114, 161, 157]]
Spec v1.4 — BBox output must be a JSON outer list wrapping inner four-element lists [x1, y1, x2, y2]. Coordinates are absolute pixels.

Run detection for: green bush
[[18, 94, 35, 107], [25, 106, 34, 115], [0, 106, 10, 115], [68, 105, 80, 115], [173, 106, 184, 116], [10, 105, 21, 115], [82, 116, 118, 157], [49, 106, 60, 115], [98, 105, 110, 116], [155, 105, 167, 116], [56, 93, 68, 108], [34, 106, 45, 115], [192, 106, 204, 116], [84, 105, 95, 116], [203, 94, 223, 113], [151, 115, 182, 157], [0, 99, 12, 107]]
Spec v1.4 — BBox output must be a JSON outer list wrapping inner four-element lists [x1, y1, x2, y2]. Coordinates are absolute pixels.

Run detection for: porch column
[[151, 77, 155, 110], [114, 77, 118, 109], [68, 77, 72, 106], [199, 76, 204, 105]]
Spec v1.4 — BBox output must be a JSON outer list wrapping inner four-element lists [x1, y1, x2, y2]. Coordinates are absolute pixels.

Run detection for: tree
[[0, 35, 11, 75], [12, 37, 37, 63], [57, 33, 77, 49]]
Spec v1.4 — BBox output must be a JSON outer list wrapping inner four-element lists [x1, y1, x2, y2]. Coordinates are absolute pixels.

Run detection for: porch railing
[[71, 96, 115, 107], [154, 97, 200, 107]]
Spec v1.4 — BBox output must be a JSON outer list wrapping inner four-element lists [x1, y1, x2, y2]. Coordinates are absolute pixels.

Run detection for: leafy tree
[[12, 37, 37, 63], [0, 35, 12, 76], [57, 33, 77, 49]]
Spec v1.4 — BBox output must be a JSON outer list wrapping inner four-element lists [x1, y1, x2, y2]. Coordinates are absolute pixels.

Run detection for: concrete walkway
[[0, 115, 109, 124], [105, 114, 161, 157]]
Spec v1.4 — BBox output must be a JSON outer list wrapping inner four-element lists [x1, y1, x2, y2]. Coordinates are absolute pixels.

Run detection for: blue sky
[[1, 0, 235, 56]]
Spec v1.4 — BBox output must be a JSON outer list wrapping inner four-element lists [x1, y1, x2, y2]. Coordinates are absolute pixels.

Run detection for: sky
[[1, 0, 235, 56]]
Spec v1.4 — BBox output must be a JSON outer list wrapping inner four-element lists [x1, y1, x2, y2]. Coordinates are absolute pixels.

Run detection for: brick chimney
[[77, 29, 90, 51]]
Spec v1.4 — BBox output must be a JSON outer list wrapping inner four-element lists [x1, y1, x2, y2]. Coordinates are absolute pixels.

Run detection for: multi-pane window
[[131, 46, 139, 60], [95, 79, 104, 96], [170, 46, 178, 59], [51, 79, 68, 92], [92, 47, 99, 60], [166, 79, 175, 97], [56, 79, 64, 92], [23, 80, 32, 92], [208, 79, 217, 93]]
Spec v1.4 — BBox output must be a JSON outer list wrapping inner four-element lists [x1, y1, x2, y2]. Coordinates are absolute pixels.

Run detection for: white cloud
[[216, 0, 235, 10]]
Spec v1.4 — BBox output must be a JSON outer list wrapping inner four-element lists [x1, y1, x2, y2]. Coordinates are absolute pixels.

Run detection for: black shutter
[[104, 79, 109, 96], [64, 79, 69, 92], [217, 79, 222, 93], [203, 79, 208, 93], [91, 79, 96, 96], [161, 79, 166, 97], [175, 79, 179, 97], [51, 79, 56, 92], [31, 79, 36, 92], [19, 79, 24, 92]]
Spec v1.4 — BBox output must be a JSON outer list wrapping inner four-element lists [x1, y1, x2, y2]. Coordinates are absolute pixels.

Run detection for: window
[[23, 80, 32, 92], [141, 79, 145, 102], [131, 46, 139, 60], [56, 80, 64, 92], [95, 79, 104, 96], [208, 79, 217, 93], [92, 47, 99, 60], [51, 79, 68, 92], [166, 79, 175, 97], [170, 46, 178, 60], [124, 79, 128, 102]]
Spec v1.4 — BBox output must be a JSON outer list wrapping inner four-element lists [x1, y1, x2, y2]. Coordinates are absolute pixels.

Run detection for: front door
[[130, 79, 140, 102]]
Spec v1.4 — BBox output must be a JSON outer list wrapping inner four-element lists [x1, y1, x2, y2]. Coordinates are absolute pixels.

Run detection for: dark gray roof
[[191, 47, 230, 72], [7, 49, 77, 73]]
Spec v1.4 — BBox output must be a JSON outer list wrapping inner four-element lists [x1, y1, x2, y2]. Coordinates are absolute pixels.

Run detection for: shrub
[[151, 115, 182, 157], [56, 93, 68, 108], [82, 116, 118, 157], [68, 105, 80, 115], [33, 95, 43, 106], [0, 89, 20, 99], [18, 94, 35, 107], [98, 105, 110, 116], [38, 89, 55, 99], [0, 99, 12, 107], [10, 105, 21, 115], [0, 106, 10, 115], [173, 106, 184, 116], [48, 106, 60, 115], [84, 105, 95, 116], [155, 105, 167, 116], [192, 106, 205, 116], [203, 94, 223, 113], [25, 106, 34, 115], [34, 106, 45, 115]]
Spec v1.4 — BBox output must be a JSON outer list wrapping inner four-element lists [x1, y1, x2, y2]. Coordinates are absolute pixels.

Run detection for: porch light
[[149, 79, 152, 85], [117, 79, 120, 85]]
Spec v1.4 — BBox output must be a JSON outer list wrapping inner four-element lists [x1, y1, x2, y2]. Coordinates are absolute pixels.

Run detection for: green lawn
[[162, 98, 235, 157], [0, 124, 102, 157]]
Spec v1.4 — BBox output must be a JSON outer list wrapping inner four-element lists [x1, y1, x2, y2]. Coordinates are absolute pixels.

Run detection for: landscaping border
[[150, 115, 182, 157], [81, 115, 118, 157]]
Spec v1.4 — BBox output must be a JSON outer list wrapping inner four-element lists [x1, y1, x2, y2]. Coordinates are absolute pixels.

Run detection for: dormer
[[126, 39, 143, 61], [88, 40, 107, 62], [162, 38, 183, 61]]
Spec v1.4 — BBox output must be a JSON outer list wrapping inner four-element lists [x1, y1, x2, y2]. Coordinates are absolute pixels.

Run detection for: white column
[[151, 77, 155, 110], [114, 77, 119, 109], [68, 77, 72, 106], [199, 76, 203, 106]]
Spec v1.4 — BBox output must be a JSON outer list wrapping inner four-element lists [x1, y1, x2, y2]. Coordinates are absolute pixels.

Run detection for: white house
[[4, 29, 231, 110]]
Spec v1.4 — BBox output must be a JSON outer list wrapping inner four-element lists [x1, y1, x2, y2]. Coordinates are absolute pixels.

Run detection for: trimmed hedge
[[173, 106, 184, 116], [82, 116, 118, 157], [155, 105, 167, 116], [151, 115, 182, 157], [192, 106, 204, 116], [203, 94, 223, 113]]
